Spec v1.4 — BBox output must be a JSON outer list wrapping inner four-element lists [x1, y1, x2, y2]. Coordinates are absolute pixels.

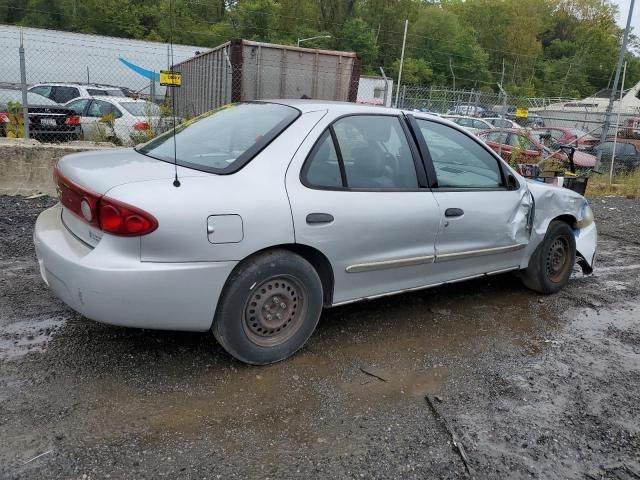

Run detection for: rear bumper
[[34, 204, 237, 331]]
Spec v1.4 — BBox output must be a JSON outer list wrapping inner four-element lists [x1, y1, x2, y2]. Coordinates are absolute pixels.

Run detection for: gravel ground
[[0, 194, 639, 479]]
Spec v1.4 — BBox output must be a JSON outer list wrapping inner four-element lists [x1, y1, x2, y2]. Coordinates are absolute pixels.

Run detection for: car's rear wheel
[[212, 250, 323, 365], [521, 220, 576, 294]]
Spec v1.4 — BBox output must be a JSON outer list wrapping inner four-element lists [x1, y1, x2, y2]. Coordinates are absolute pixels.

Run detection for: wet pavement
[[1, 195, 639, 479]]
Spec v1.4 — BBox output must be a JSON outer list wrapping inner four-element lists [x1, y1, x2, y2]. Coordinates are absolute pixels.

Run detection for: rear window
[[137, 103, 300, 173], [120, 102, 159, 117]]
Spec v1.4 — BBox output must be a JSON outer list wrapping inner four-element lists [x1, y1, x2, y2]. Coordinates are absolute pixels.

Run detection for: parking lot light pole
[[394, 19, 408, 108]]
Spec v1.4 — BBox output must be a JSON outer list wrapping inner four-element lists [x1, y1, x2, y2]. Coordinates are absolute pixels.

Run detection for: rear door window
[[87, 100, 122, 119], [301, 131, 343, 188], [51, 86, 80, 103], [66, 99, 90, 115], [332, 115, 418, 189]]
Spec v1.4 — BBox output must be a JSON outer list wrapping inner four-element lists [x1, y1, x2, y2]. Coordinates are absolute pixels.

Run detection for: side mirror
[[507, 173, 519, 190]]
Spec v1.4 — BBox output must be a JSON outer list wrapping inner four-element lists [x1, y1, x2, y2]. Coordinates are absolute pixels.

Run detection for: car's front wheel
[[521, 220, 576, 294], [213, 250, 323, 365]]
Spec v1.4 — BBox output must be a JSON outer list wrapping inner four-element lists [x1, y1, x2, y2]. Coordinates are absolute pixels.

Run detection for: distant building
[[541, 81, 640, 114], [356, 75, 393, 107]]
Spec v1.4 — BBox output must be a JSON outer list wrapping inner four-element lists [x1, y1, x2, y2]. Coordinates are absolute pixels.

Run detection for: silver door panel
[[285, 112, 442, 305]]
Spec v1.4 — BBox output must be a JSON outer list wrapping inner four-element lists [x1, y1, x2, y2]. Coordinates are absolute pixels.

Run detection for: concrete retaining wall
[[0, 139, 117, 196]]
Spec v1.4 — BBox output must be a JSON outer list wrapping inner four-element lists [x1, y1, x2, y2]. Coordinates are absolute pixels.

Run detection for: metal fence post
[[19, 29, 29, 140]]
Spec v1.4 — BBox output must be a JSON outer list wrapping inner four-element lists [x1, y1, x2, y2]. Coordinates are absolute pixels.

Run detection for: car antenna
[[169, 0, 180, 188]]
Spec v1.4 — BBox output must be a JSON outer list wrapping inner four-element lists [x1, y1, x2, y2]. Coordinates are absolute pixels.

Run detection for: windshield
[[120, 102, 160, 117], [137, 102, 300, 173]]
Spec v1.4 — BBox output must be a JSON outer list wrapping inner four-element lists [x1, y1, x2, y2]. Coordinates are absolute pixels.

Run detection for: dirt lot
[[1, 194, 639, 479]]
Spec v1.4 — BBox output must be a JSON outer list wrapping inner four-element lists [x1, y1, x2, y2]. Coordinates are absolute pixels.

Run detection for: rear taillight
[[54, 167, 157, 236], [64, 115, 81, 126], [54, 167, 100, 229], [133, 121, 150, 130], [98, 197, 157, 236], [0, 112, 10, 123]]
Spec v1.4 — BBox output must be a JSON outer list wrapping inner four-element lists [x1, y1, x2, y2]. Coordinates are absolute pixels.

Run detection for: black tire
[[521, 220, 576, 294], [212, 249, 323, 365]]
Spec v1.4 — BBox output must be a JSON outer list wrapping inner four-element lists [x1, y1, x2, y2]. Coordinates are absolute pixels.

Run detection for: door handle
[[445, 208, 464, 218], [306, 213, 334, 224]]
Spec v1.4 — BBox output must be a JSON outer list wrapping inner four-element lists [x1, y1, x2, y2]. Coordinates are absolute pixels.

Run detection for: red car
[[477, 129, 596, 168], [533, 127, 597, 151]]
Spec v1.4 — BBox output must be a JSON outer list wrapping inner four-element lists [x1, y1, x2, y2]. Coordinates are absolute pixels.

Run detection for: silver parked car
[[34, 101, 597, 365]]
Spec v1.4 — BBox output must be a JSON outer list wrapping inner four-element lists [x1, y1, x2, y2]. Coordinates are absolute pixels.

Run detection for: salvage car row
[[0, 83, 168, 144]]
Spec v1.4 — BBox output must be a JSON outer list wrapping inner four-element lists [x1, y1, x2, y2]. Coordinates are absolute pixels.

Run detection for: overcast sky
[[613, 0, 638, 30]]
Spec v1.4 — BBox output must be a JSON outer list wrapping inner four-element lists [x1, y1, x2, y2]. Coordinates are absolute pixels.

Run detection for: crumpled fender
[[522, 179, 597, 272]]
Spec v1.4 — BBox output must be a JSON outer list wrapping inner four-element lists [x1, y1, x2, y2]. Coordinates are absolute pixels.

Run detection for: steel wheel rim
[[546, 236, 570, 283], [242, 275, 306, 347]]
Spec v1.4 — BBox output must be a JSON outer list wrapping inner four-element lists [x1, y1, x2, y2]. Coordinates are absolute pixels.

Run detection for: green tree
[[336, 18, 378, 69], [389, 57, 433, 84]]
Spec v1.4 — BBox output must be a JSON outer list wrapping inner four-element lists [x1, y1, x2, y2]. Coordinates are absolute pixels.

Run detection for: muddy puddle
[[11, 275, 568, 454]]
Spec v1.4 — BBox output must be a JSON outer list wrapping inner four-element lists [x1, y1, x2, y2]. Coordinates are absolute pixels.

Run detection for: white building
[[356, 75, 393, 107]]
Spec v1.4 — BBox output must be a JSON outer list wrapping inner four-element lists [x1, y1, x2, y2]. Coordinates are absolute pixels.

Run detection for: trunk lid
[[57, 148, 208, 195], [56, 148, 208, 246]]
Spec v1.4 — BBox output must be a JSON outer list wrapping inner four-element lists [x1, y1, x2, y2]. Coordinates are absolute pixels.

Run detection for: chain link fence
[[1, 25, 639, 177], [396, 85, 640, 175], [0, 29, 365, 145], [396, 85, 640, 135]]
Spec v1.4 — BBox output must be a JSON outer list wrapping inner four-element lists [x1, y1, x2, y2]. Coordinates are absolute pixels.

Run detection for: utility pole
[[449, 57, 455, 91], [597, 0, 635, 171], [19, 28, 29, 140], [609, 61, 627, 184], [559, 63, 572, 97], [497, 83, 508, 160], [500, 58, 505, 109], [394, 19, 408, 108]]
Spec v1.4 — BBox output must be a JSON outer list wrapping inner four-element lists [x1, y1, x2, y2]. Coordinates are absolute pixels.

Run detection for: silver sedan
[[34, 100, 597, 365]]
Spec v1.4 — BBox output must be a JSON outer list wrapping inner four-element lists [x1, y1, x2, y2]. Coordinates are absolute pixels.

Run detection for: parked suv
[[29, 83, 126, 104]]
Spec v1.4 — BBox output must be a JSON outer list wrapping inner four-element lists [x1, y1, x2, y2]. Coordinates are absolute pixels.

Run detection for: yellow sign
[[515, 108, 529, 118], [160, 70, 182, 87]]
